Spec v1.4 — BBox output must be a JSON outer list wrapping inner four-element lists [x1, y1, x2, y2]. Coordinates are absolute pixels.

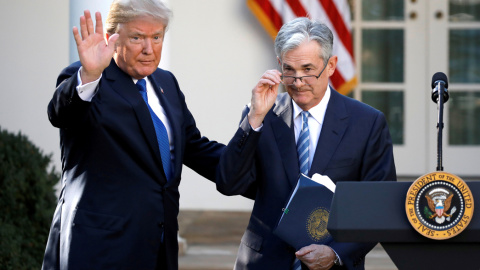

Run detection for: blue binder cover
[[273, 174, 335, 250]]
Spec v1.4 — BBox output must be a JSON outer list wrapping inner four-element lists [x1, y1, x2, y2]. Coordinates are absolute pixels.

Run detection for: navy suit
[[217, 90, 396, 270], [43, 60, 224, 270]]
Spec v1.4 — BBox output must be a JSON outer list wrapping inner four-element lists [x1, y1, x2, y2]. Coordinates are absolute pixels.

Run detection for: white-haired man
[[43, 1, 224, 269]]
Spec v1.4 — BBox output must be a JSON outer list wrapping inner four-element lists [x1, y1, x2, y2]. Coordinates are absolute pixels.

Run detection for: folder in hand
[[273, 173, 336, 250]]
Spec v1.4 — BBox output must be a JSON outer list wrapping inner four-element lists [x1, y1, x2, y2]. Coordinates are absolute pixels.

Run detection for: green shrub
[[0, 127, 58, 269]]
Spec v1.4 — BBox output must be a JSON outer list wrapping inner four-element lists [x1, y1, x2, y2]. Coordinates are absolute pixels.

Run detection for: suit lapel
[[310, 89, 349, 176], [272, 93, 300, 189], [103, 60, 165, 175]]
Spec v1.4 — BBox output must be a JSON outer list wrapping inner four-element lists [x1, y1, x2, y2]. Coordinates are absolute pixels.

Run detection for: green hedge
[[0, 127, 58, 269]]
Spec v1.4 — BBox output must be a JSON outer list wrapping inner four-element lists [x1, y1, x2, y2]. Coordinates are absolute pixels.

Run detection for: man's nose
[[142, 39, 153, 54], [293, 77, 305, 87]]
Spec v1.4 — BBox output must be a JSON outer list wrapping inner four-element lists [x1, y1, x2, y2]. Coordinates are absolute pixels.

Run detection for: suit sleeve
[[215, 106, 261, 199], [360, 111, 397, 182], [329, 110, 396, 269], [47, 62, 92, 128], [168, 72, 225, 182]]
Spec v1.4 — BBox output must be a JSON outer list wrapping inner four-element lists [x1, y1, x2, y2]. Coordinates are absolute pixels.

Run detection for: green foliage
[[0, 127, 58, 269], [424, 206, 433, 218]]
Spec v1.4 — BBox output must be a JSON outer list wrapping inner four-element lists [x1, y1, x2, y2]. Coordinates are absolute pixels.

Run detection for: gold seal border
[[306, 207, 330, 242], [405, 171, 474, 240]]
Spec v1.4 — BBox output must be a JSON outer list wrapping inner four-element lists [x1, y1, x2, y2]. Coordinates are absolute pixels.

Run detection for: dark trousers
[[155, 242, 167, 270]]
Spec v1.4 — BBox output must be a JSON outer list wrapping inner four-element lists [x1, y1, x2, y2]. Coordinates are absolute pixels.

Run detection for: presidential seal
[[306, 207, 331, 242], [405, 172, 474, 240]]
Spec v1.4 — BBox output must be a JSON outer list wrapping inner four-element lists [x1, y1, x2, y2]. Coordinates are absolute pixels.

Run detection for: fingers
[[295, 244, 315, 257], [258, 69, 282, 88], [107, 33, 120, 50], [77, 10, 103, 41], [72, 26, 81, 47], [85, 10, 95, 37], [296, 245, 336, 270], [95, 12, 104, 36], [79, 14, 88, 41]]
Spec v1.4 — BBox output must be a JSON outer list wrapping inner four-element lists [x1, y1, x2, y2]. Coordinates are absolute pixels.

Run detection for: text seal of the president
[[405, 172, 474, 240]]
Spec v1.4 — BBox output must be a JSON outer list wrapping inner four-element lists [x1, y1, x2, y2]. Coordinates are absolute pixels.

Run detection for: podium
[[327, 182, 480, 270]]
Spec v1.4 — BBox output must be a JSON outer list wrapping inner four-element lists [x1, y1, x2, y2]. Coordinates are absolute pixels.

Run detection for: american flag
[[247, 0, 356, 95]]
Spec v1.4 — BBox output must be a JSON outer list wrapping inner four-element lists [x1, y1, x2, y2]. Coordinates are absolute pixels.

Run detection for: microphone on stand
[[431, 72, 449, 171], [431, 72, 449, 103]]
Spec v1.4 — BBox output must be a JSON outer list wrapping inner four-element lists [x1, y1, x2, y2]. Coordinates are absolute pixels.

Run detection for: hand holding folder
[[273, 173, 336, 250]]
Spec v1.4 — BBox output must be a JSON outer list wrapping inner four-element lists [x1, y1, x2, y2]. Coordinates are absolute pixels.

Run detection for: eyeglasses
[[280, 59, 329, 86]]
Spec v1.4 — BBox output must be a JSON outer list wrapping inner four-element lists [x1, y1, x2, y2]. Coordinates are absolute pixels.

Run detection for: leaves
[[0, 127, 59, 269], [423, 206, 433, 218]]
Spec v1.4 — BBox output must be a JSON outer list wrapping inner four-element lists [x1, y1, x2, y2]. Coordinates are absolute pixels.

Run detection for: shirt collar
[[292, 85, 331, 125]]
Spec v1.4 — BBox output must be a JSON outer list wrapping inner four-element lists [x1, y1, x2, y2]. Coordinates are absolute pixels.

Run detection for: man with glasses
[[217, 17, 396, 270]]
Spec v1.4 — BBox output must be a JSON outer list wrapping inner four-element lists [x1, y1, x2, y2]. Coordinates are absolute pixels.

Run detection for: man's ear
[[327, 55, 338, 76]]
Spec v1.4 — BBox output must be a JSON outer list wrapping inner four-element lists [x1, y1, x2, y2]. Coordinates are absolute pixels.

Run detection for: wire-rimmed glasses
[[280, 58, 330, 86]]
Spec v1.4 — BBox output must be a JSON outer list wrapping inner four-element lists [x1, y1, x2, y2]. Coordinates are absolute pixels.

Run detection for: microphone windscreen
[[431, 72, 448, 89]]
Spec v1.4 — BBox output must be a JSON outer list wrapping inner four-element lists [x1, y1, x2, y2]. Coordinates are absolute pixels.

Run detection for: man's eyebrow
[[129, 31, 144, 36], [282, 63, 316, 69], [300, 63, 316, 68], [129, 31, 164, 36]]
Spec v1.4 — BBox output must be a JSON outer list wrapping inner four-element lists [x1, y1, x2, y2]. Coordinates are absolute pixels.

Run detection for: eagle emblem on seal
[[425, 188, 456, 224]]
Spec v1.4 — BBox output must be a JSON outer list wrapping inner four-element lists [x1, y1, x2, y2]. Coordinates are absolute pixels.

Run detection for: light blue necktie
[[136, 79, 172, 181], [297, 111, 310, 175], [292, 258, 302, 270], [292, 111, 310, 270]]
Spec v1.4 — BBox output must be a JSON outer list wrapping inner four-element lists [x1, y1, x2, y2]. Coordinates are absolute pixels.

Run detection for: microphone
[[431, 72, 449, 103]]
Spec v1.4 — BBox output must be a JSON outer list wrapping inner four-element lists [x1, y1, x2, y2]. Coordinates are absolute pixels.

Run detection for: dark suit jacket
[[217, 90, 396, 270], [43, 60, 224, 270]]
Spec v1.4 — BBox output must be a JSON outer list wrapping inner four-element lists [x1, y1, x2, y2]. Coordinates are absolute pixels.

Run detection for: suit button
[[158, 222, 164, 228]]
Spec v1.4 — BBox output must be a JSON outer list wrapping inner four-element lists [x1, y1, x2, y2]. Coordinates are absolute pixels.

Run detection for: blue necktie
[[136, 79, 172, 181], [297, 111, 310, 175], [292, 259, 302, 270], [292, 111, 310, 270]]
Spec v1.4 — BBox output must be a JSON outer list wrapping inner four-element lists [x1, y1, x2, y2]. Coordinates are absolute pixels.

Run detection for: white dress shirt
[[292, 86, 331, 170]]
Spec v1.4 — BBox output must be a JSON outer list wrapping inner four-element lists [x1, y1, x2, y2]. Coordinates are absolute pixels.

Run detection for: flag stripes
[[247, 0, 356, 95]]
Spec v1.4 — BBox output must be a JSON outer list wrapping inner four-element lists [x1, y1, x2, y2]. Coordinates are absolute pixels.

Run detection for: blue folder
[[273, 173, 335, 250]]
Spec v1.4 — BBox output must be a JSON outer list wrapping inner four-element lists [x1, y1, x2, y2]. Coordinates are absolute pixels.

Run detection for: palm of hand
[[73, 10, 118, 83]]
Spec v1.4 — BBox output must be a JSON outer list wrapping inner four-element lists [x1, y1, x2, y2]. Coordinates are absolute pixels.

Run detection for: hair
[[105, 0, 172, 35], [274, 17, 333, 65]]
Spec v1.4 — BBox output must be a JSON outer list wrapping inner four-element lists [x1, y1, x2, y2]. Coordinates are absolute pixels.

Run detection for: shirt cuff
[[332, 249, 343, 266], [76, 66, 101, 102], [251, 123, 263, 132]]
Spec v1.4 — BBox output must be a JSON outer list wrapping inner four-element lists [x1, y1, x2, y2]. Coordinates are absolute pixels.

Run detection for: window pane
[[449, 0, 480, 22], [449, 30, 480, 83], [449, 92, 480, 145], [362, 30, 404, 82], [362, 91, 404, 144], [362, 0, 404, 21]]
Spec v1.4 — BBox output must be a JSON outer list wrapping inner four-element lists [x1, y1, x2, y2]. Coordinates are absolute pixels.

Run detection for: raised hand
[[247, 69, 282, 129], [296, 244, 336, 270], [73, 10, 119, 84]]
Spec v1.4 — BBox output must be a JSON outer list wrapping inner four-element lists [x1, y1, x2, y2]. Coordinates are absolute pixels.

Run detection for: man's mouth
[[139, 60, 154, 65], [290, 87, 311, 92]]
